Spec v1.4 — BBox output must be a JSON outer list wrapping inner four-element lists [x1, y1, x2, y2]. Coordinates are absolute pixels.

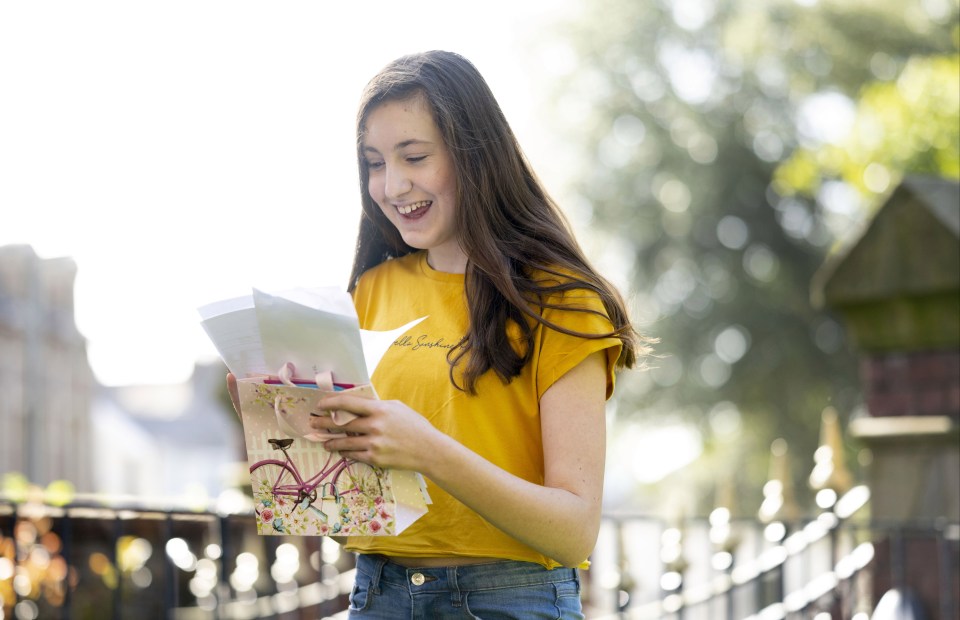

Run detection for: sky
[[1, 1, 580, 387]]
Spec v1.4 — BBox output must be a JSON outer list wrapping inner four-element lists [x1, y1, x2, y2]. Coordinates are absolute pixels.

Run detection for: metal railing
[[0, 492, 354, 619], [3, 487, 957, 619], [584, 486, 959, 620]]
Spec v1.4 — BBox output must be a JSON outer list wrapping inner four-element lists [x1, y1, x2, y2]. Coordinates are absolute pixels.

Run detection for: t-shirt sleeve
[[535, 288, 623, 401]]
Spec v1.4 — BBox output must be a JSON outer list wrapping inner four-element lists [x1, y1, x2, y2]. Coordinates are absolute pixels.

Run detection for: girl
[[235, 50, 646, 618]]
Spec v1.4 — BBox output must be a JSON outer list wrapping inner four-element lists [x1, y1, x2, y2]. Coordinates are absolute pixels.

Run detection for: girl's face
[[362, 96, 464, 273]]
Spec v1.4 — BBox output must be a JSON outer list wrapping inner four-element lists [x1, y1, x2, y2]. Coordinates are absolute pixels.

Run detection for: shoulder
[[526, 264, 595, 295], [524, 265, 625, 399], [526, 266, 613, 326]]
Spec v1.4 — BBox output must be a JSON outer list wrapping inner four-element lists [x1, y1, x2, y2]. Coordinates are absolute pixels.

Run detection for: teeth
[[398, 201, 430, 215]]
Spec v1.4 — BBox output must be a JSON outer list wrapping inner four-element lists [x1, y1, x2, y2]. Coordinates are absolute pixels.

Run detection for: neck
[[426, 248, 468, 274]]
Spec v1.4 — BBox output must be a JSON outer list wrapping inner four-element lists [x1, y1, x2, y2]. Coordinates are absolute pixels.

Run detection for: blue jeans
[[347, 553, 585, 619]]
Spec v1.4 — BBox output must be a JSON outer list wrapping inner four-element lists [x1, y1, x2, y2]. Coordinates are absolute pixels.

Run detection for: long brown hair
[[349, 50, 646, 392]]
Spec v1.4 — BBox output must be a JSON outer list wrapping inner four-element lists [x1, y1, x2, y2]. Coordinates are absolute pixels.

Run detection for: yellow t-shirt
[[344, 251, 622, 569]]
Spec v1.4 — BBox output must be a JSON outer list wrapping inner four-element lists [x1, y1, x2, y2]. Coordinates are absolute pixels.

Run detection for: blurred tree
[[537, 0, 959, 513], [775, 53, 960, 203]]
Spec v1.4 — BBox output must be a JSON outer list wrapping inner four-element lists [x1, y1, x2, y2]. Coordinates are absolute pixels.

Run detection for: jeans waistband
[[355, 553, 579, 594]]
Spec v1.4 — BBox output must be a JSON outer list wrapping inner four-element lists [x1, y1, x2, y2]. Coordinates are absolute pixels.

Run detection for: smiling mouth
[[397, 200, 431, 215]]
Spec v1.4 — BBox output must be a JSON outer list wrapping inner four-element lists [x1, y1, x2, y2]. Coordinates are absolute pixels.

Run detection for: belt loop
[[369, 554, 386, 595], [448, 566, 462, 607]]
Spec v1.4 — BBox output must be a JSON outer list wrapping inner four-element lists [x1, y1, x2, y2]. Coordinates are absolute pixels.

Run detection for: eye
[[406, 155, 427, 164], [365, 160, 385, 171]]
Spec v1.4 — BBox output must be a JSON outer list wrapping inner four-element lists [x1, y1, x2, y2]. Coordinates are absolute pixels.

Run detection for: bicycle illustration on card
[[241, 383, 395, 537]]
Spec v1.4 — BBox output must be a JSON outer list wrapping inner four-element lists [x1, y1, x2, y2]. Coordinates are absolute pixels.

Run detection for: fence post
[[217, 514, 230, 619], [612, 518, 634, 617], [163, 514, 176, 617], [62, 507, 73, 620], [111, 514, 122, 620], [710, 478, 740, 620], [937, 524, 956, 620], [660, 520, 688, 618]]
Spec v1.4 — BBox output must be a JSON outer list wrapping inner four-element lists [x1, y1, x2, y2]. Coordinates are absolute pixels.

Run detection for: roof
[[813, 175, 960, 308], [901, 175, 960, 235]]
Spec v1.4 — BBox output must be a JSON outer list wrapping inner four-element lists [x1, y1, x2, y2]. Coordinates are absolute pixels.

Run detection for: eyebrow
[[362, 139, 434, 155]]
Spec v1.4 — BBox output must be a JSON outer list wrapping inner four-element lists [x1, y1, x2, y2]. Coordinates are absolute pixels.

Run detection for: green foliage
[[541, 0, 958, 514], [775, 53, 960, 202]]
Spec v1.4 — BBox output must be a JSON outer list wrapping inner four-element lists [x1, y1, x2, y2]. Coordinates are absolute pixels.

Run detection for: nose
[[384, 164, 412, 201]]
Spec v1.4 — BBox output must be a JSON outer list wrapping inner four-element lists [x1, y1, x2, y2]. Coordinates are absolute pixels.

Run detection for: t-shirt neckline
[[418, 251, 465, 283]]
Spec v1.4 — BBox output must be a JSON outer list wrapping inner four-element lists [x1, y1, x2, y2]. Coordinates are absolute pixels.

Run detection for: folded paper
[[198, 287, 430, 536], [198, 286, 425, 383]]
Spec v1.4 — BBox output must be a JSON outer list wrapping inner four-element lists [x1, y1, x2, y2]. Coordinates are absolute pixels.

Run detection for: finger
[[316, 393, 378, 416], [324, 438, 373, 462], [308, 416, 343, 435], [303, 431, 349, 442], [314, 418, 371, 439], [226, 373, 241, 419]]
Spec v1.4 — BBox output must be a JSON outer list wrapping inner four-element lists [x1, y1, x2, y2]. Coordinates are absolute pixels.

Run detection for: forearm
[[419, 429, 602, 568]]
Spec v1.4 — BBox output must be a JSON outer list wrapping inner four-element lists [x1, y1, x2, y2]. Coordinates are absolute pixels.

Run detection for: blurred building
[[0, 244, 245, 502], [815, 175, 960, 616], [90, 361, 245, 501], [0, 244, 95, 491]]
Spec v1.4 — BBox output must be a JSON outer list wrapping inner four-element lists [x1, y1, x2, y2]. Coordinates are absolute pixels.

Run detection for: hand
[[226, 373, 242, 419], [310, 394, 439, 471]]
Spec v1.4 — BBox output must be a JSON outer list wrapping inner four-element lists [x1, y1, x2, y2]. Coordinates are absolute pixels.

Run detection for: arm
[[316, 350, 608, 567]]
